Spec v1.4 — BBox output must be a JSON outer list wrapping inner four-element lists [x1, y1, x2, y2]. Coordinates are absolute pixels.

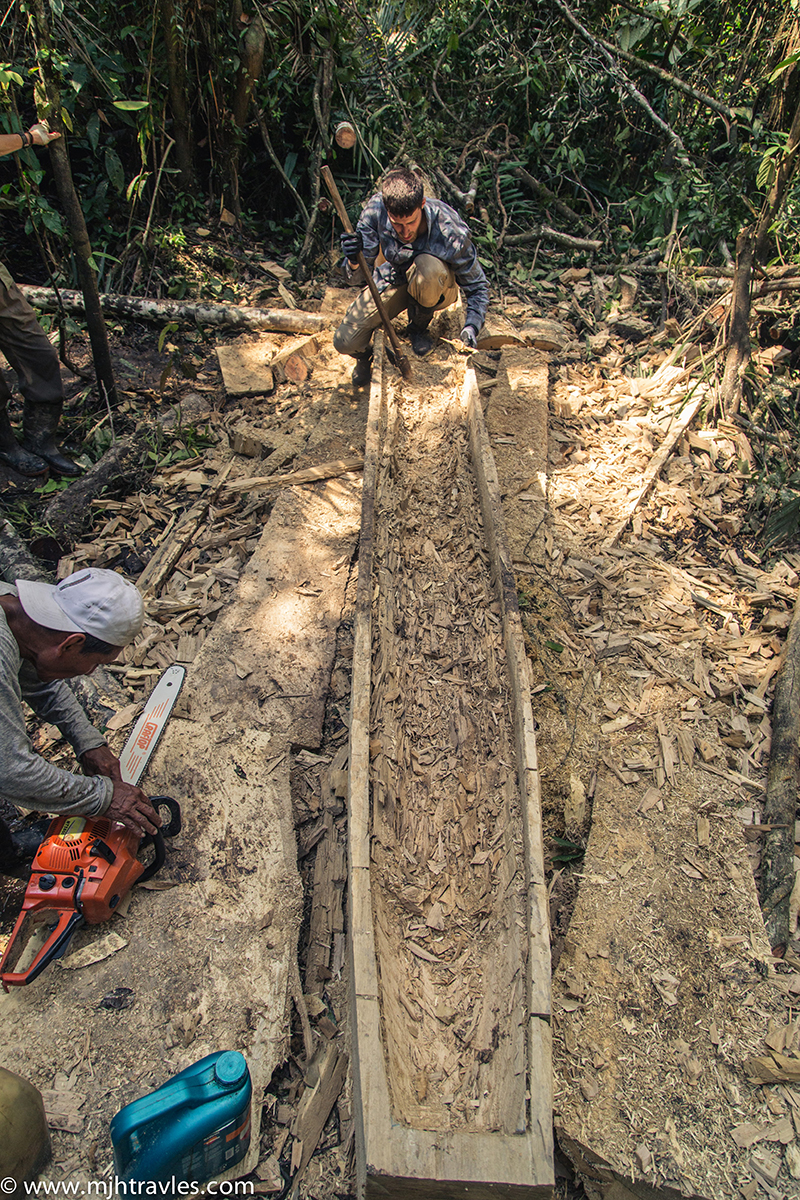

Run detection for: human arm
[[0, 651, 113, 817], [342, 195, 382, 283], [0, 123, 61, 159]]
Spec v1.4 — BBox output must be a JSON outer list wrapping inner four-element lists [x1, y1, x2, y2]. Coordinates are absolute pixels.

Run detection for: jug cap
[[214, 1051, 248, 1089]]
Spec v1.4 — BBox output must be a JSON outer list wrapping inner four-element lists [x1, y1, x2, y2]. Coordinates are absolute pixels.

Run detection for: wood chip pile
[[369, 365, 529, 1135]]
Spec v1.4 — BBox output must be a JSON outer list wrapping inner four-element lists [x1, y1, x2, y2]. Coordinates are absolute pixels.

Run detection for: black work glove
[[460, 325, 478, 349], [340, 230, 363, 263], [387, 264, 408, 288]]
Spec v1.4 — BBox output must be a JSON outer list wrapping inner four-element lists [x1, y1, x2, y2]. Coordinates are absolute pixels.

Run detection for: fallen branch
[[225, 456, 364, 495], [760, 590, 800, 954], [435, 162, 482, 214], [552, 0, 691, 167], [601, 390, 706, 549], [504, 224, 602, 252], [512, 167, 595, 235], [17, 286, 330, 335], [592, 30, 740, 124]]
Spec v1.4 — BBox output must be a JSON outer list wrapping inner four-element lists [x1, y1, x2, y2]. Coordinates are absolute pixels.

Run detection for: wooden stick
[[601, 391, 705, 549], [225, 456, 364, 495], [320, 165, 413, 381]]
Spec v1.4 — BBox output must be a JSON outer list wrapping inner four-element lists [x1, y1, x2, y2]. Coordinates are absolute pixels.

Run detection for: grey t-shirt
[[0, 584, 113, 815]]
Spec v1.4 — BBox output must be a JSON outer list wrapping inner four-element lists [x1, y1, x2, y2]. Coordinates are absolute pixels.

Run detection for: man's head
[[15, 568, 144, 681], [381, 169, 426, 243]]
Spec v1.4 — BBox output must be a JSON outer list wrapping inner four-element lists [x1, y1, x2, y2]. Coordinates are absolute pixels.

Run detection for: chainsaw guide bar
[[118, 664, 185, 786]]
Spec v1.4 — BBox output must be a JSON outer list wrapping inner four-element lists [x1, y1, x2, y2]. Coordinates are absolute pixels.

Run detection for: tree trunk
[[299, 49, 335, 269], [760, 592, 800, 954], [226, 4, 266, 218], [29, 0, 119, 409], [754, 91, 800, 262], [18, 285, 329, 334], [719, 226, 753, 417], [160, 0, 195, 192]]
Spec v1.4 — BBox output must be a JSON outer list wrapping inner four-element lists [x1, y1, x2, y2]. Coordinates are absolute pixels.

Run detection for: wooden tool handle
[[321, 166, 412, 380]]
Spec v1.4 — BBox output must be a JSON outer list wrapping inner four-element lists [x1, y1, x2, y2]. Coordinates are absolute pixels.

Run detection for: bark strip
[[761, 591, 800, 953]]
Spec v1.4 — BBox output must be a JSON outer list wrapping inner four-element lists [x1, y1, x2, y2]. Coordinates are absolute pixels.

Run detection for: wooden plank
[[216, 338, 275, 397]]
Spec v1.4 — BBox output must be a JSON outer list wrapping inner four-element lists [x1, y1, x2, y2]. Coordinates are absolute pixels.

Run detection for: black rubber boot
[[407, 301, 437, 357], [0, 405, 47, 476], [351, 351, 373, 388], [21, 401, 81, 476]]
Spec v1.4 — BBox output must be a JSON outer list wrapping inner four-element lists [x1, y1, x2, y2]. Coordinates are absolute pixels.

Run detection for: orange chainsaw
[[0, 799, 180, 988], [0, 665, 184, 989]]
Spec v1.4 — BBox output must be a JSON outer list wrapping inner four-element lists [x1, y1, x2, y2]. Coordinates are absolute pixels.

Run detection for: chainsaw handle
[[1, 909, 83, 990], [136, 798, 180, 884]]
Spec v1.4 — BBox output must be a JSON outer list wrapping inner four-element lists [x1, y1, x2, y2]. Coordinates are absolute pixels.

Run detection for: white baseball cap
[[16, 569, 144, 648]]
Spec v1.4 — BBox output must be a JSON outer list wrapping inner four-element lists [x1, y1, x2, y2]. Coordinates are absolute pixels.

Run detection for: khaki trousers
[[0, 264, 64, 411], [333, 253, 459, 356]]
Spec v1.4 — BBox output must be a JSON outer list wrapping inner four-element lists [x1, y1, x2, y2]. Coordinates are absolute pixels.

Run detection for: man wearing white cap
[[0, 568, 161, 870]]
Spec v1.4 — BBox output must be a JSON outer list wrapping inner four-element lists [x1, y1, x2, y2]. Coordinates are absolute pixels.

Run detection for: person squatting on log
[[0, 122, 80, 477], [333, 168, 490, 388], [0, 568, 161, 874]]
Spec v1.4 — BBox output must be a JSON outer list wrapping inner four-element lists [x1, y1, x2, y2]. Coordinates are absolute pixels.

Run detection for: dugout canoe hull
[[347, 338, 553, 1199]]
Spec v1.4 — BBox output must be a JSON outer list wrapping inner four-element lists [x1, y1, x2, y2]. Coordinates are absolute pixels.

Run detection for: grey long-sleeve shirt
[[347, 194, 490, 333], [0, 585, 113, 815]]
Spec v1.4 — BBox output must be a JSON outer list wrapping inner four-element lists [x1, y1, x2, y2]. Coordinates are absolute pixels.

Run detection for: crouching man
[[0, 567, 161, 872], [333, 167, 489, 387]]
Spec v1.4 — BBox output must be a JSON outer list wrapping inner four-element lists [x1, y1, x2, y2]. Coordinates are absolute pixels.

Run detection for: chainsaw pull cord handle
[[137, 797, 181, 884]]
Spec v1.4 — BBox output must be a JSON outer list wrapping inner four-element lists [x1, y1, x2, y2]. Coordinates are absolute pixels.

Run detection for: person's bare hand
[[80, 745, 123, 781], [105, 782, 162, 838], [29, 122, 61, 147]]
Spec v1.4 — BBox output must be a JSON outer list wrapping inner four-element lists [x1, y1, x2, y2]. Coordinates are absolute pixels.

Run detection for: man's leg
[[0, 270, 79, 475], [405, 254, 459, 357], [0, 368, 47, 476], [333, 283, 410, 387]]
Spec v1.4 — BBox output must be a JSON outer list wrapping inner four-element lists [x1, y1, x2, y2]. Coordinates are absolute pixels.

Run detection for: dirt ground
[[1, 265, 798, 1198]]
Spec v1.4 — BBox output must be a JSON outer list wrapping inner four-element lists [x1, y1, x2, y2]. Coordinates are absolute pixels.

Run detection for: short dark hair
[[79, 632, 119, 656], [381, 169, 424, 217]]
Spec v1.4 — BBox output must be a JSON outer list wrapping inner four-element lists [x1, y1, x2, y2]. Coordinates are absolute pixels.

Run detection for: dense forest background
[[2, 0, 800, 536], [2, 0, 798, 284]]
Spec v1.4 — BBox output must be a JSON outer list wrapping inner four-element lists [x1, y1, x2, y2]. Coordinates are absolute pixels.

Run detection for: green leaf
[[87, 112, 100, 153], [112, 100, 149, 112], [104, 146, 125, 193], [769, 51, 800, 85], [544, 640, 563, 653], [158, 322, 179, 354], [0, 66, 24, 89]]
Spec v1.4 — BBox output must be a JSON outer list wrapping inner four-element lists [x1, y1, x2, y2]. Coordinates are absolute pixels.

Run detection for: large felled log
[[760, 592, 800, 953], [17, 286, 330, 335], [0, 519, 127, 725], [44, 433, 148, 543]]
